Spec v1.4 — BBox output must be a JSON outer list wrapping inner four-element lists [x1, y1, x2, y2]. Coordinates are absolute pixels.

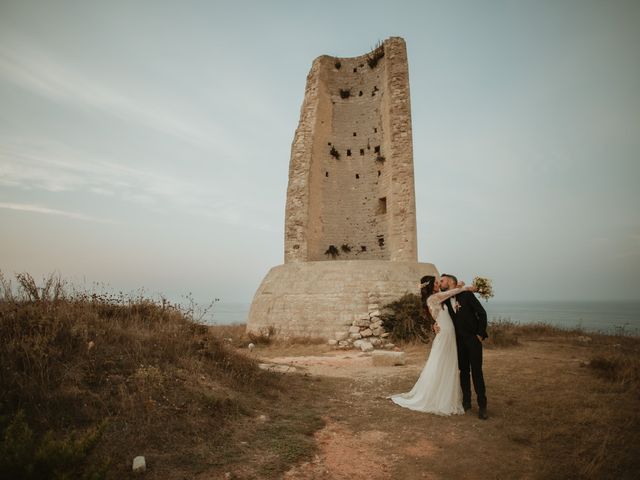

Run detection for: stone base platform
[[247, 260, 438, 339]]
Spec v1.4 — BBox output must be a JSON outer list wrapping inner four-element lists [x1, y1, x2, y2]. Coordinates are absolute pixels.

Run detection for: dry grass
[[0, 272, 335, 479]]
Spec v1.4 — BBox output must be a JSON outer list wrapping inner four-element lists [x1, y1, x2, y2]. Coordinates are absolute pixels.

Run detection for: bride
[[388, 275, 477, 415]]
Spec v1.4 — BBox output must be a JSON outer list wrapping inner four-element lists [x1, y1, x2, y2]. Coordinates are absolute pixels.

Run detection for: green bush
[[0, 411, 108, 480], [381, 293, 432, 343]]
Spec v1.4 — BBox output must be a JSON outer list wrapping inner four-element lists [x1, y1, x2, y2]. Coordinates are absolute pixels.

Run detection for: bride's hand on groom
[[433, 323, 441, 334]]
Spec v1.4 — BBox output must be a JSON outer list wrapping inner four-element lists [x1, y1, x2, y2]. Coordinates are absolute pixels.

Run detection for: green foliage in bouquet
[[381, 293, 432, 343]]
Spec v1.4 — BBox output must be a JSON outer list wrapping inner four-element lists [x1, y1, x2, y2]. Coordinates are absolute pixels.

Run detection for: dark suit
[[445, 291, 488, 409]]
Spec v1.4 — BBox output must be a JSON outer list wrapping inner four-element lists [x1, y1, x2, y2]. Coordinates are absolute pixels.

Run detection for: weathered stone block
[[354, 339, 374, 352], [372, 351, 406, 366]]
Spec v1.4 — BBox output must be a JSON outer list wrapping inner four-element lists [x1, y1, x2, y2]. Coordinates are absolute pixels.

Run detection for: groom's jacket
[[445, 291, 488, 340]]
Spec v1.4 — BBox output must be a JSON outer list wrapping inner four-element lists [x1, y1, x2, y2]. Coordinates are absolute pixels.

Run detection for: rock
[[328, 339, 338, 346], [132, 456, 146, 474], [349, 332, 362, 339], [384, 343, 396, 349], [370, 337, 382, 347], [361, 328, 373, 337], [369, 310, 381, 318], [338, 340, 349, 347], [380, 332, 390, 338], [355, 318, 370, 327], [372, 350, 406, 366], [335, 331, 349, 341], [370, 319, 382, 328], [348, 326, 360, 333], [248, 343, 255, 351], [576, 336, 592, 343], [353, 339, 374, 352], [372, 328, 382, 336], [368, 304, 379, 311], [257, 414, 268, 422]]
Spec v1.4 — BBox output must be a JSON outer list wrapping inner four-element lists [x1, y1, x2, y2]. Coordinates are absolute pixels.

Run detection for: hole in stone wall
[[328, 142, 332, 145], [374, 145, 380, 153], [359, 91, 363, 96], [360, 149, 365, 156], [377, 197, 387, 214], [325, 171, 329, 177], [335, 61, 341, 70], [353, 132, 357, 136], [377, 170, 381, 176], [347, 149, 351, 156], [361, 246, 367, 252], [353, 67, 357, 73], [374, 127, 377, 133], [355, 173, 359, 179], [330, 146, 340, 159], [293, 244, 300, 249], [340, 89, 351, 99], [377, 235, 385, 247]]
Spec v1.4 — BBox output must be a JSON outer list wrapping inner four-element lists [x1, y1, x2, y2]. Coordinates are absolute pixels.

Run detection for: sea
[[203, 300, 640, 336]]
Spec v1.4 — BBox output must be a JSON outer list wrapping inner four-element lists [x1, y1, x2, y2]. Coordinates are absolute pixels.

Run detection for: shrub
[[0, 410, 108, 480], [380, 293, 432, 343], [324, 245, 339, 259], [485, 318, 520, 348], [366, 42, 385, 69]]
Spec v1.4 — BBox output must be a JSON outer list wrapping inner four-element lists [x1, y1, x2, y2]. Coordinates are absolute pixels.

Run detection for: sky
[[0, 0, 639, 304]]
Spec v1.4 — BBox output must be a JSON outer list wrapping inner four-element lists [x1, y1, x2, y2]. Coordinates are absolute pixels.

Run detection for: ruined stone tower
[[247, 37, 437, 339]]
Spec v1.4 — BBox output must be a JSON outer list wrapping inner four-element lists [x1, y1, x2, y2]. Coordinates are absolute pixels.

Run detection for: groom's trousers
[[456, 334, 487, 409]]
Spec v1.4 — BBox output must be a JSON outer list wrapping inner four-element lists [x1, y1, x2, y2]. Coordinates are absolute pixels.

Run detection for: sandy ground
[[251, 338, 621, 480]]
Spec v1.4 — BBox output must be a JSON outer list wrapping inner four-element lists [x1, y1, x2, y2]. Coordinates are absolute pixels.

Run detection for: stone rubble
[[328, 293, 396, 352]]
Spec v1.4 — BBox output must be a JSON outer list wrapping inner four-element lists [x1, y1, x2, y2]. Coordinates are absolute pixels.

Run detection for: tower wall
[[284, 37, 417, 264]]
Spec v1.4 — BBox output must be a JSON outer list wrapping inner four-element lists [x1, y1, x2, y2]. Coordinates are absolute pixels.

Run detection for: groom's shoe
[[463, 403, 472, 412], [478, 407, 488, 420]]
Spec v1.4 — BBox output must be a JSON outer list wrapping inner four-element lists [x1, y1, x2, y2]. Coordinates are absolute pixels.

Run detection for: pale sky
[[1, 0, 639, 304]]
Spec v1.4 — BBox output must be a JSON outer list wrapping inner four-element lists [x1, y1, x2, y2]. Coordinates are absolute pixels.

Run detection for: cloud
[[0, 43, 236, 156], [0, 201, 116, 223], [0, 138, 279, 232]]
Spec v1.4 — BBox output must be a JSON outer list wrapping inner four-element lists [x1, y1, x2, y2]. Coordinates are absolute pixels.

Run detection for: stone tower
[[247, 37, 437, 339]]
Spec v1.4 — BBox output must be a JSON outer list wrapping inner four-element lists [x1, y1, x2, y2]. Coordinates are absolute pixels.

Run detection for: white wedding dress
[[388, 287, 468, 416]]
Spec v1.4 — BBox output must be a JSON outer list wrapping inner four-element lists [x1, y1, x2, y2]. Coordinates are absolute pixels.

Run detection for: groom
[[437, 274, 489, 420]]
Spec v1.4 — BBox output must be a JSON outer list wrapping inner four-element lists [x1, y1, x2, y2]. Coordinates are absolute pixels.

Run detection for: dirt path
[[253, 338, 631, 479]]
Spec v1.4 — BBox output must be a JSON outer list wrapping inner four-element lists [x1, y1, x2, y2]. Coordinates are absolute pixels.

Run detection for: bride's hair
[[420, 275, 436, 324]]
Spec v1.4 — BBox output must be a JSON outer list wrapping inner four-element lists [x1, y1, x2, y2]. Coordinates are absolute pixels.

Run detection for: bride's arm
[[431, 285, 476, 304]]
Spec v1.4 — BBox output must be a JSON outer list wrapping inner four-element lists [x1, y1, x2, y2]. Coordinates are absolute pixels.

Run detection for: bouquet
[[472, 277, 494, 301]]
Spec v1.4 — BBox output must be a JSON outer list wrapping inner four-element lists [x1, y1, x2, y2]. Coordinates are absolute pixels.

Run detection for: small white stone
[[328, 339, 338, 346], [248, 343, 255, 351], [349, 332, 362, 339], [380, 332, 390, 338], [369, 310, 381, 318], [132, 456, 146, 474], [355, 318, 370, 327], [368, 304, 379, 311], [370, 337, 382, 347], [348, 326, 360, 333], [361, 328, 373, 337], [384, 343, 396, 349]]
